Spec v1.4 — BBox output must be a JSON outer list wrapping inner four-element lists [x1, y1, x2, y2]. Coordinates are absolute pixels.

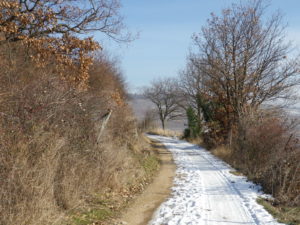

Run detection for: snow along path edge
[[147, 135, 285, 225]]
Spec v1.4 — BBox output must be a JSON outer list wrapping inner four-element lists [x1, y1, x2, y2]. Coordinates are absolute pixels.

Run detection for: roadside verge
[[116, 137, 176, 225]]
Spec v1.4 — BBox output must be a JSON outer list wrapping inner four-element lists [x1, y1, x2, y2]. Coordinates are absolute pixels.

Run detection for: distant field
[[128, 94, 186, 132], [129, 95, 300, 133]]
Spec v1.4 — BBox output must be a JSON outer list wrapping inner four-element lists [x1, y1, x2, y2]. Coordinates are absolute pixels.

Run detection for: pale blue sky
[[95, 0, 300, 92]]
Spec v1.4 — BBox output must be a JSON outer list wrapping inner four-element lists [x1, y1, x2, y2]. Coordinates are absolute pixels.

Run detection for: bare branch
[[143, 78, 183, 130]]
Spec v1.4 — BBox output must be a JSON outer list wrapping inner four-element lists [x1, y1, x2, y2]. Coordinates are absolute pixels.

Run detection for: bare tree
[[0, 0, 131, 43], [0, 0, 132, 87], [178, 59, 207, 122], [190, 0, 300, 127], [143, 78, 182, 130]]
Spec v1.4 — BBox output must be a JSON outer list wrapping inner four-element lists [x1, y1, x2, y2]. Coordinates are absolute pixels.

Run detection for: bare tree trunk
[[161, 119, 165, 130]]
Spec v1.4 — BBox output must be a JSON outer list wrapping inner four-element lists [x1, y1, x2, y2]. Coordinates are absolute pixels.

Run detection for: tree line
[[144, 0, 300, 206]]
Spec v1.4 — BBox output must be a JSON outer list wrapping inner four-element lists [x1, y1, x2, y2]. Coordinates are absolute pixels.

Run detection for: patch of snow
[[148, 135, 285, 225]]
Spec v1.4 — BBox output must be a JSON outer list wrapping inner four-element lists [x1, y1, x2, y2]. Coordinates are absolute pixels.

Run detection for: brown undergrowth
[[207, 110, 300, 224], [65, 136, 160, 225], [0, 44, 156, 225], [208, 111, 300, 206], [232, 111, 300, 206]]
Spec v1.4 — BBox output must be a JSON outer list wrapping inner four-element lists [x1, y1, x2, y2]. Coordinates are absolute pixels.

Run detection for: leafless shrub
[[232, 110, 300, 206]]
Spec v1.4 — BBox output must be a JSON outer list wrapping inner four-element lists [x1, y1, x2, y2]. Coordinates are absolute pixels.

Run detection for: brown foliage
[[0, 2, 141, 224], [0, 44, 142, 224], [0, 0, 130, 88]]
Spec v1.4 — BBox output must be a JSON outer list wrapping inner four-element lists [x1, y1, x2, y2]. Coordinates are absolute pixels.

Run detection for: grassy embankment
[[0, 41, 161, 225], [68, 136, 160, 225]]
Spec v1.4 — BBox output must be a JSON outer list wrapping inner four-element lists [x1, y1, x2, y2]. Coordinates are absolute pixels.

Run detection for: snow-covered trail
[[148, 135, 284, 225]]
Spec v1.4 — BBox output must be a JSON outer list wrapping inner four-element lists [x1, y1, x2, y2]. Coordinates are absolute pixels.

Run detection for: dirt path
[[118, 138, 176, 225]]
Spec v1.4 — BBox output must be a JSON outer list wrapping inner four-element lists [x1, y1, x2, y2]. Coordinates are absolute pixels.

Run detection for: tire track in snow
[[148, 135, 285, 225], [196, 150, 260, 225]]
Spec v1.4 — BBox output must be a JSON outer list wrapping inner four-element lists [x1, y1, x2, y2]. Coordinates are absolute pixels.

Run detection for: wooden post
[[97, 109, 112, 144]]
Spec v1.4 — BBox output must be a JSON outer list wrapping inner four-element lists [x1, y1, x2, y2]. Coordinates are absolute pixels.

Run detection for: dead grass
[[206, 110, 300, 223], [210, 145, 244, 176], [64, 136, 161, 225], [185, 136, 204, 146], [210, 142, 299, 224], [229, 170, 244, 176], [209, 110, 300, 207], [211, 145, 232, 164], [0, 45, 153, 225], [257, 198, 300, 225], [147, 128, 182, 138], [232, 112, 300, 206]]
